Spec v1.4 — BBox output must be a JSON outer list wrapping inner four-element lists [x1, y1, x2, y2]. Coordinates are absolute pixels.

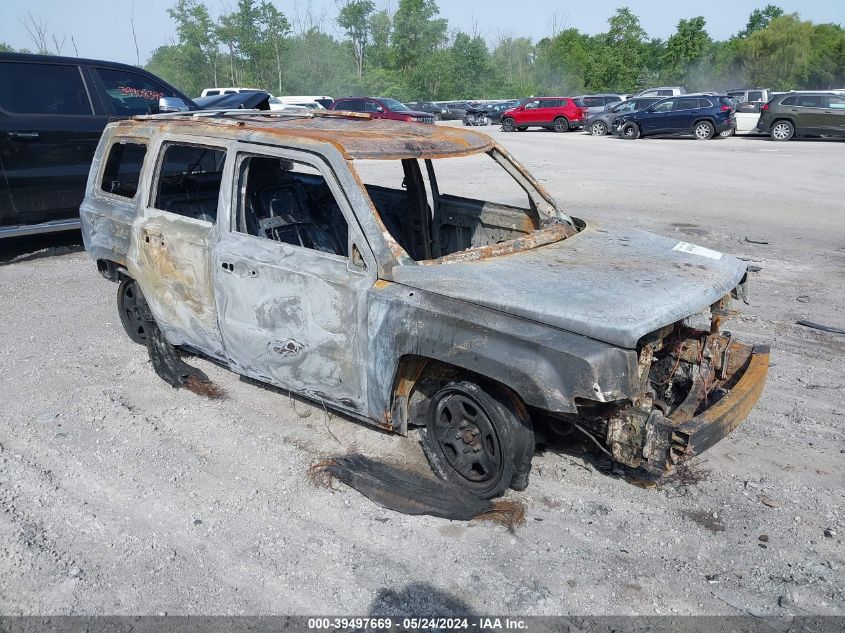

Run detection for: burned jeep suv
[[81, 110, 768, 498]]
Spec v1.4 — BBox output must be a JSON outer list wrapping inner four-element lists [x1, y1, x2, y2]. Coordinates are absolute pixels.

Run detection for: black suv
[[618, 95, 736, 140], [757, 92, 845, 140], [0, 53, 194, 239]]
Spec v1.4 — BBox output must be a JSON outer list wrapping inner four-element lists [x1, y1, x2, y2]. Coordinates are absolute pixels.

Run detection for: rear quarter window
[[100, 140, 147, 199], [780, 96, 796, 106]]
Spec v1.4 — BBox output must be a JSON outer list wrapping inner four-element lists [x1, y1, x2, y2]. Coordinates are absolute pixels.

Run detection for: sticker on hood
[[673, 241, 723, 260]]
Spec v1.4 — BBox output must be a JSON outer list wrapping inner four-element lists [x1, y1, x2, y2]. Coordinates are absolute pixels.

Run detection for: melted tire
[[415, 379, 533, 499]]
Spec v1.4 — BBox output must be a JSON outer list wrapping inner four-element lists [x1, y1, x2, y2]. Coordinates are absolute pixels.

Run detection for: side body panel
[[125, 133, 234, 358], [366, 282, 641, 428], [211, 144, 376, 414]]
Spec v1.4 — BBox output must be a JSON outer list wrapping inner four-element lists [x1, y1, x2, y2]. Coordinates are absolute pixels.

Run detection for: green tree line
[[5, 1, 845, 99]]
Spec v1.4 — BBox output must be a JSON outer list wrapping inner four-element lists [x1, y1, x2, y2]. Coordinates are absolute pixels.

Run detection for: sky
[[1, 0, 843, 66]]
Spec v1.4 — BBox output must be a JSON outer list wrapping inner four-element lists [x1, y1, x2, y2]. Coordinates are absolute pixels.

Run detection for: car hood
[[390, 223, 746, 348]]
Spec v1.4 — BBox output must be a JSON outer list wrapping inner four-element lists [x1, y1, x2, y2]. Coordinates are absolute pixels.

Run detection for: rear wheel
[[501, 117, 516, 132], [719, 127, 736, 138], [590, 120, 607, 136], [770, 120, 794, 141], [693, 120, 715, 140], [117, 277, 147, 345], [621, 122, 640, 139], [516, 126, 527, 131], [418, 380, 534, 498], [553, 117, 570, 133]]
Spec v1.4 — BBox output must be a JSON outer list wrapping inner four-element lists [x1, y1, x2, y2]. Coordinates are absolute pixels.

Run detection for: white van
[[199, 87, 261, 97], [276, 95, 334, 108]]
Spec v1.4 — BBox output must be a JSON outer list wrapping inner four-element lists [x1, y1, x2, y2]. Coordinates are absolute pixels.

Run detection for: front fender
[[365, 282, 640, 424]]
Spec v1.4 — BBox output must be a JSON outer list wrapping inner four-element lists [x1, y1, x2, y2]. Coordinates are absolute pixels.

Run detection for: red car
[[330, 96, 435, 124], [501, 97, 587, 132]]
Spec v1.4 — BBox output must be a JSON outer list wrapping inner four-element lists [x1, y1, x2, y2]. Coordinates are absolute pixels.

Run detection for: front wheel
[[419, 380, 534, 499], [693, 120, 715, 140], [621, 122, 640, 139], [501, 117, 516, 132], [719, 127, 735, 138], [117, 277, 148, 345], [770, 120, 794, 141], [590, 120, 607, 136], [516, 126, 528, 131], [553, 117, 570, 133]]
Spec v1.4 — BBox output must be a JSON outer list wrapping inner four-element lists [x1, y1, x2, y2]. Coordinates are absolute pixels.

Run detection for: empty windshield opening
[[352, 150, 571, 262]]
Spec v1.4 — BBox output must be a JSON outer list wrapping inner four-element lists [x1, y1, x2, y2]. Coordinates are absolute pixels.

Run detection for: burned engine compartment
[[547, 291, 768, 479]]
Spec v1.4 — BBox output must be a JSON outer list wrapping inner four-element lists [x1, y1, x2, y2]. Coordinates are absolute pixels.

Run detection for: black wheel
[[693, 120, 715, 140], [516, 126, 527, 131], [621, 122, 640, 139], [553, 117, 570, 132], [501, 117, 516, 132], [419, 380, 533, 498], [434, 112, 442, 121], [117, 277, 147, 345], [590, 120, 607, 136], [770, 120, 794, 141]]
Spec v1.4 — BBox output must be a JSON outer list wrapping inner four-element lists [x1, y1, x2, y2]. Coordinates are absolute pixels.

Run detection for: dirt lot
[[0, 126, 843, 617]]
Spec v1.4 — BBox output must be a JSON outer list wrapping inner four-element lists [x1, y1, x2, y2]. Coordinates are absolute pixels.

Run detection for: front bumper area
[[605, 323, 770, 478], [639, 343, 769, 476]]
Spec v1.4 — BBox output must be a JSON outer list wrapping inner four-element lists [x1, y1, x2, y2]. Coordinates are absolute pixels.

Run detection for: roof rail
[[134, 109, 375, 122]]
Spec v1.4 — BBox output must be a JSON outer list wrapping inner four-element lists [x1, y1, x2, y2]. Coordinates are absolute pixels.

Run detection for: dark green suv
[[757, 91, 845, 140]]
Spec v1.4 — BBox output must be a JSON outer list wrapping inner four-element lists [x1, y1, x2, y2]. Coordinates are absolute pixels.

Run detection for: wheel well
[[96, 259, 127, 282], [387, 355, 526, 435], [772, 117, 795, 128], [692, 117, 715, 128]]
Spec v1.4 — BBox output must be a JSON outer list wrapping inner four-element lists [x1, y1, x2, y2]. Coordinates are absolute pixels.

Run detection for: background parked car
[[434, 101, 471, 120], [576, 94, 624, 116], [587, 97, 662, 135], [618, 95, 736, 140], [726, 88, 772, 109], [0, 52, 194, 239], [501, 97, 587, 132], [463, 101, 518, 126], [404, 100, 447, 120], [330, 97, 435, 123], [633, 86, 687, 98], [757, 91, 845, 140]]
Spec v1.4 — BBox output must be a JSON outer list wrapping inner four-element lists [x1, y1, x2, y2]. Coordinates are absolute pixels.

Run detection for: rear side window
[[795, 95, 825, 108], [540, 98, 560, 108], [101, 141, 147, 199], [95, 67, 176, 116], [338, 99, 362, 111], [780, 96, 795, 106], [674, 98, 700, 110], [658, 90, 674, 96], [581, 97, 602, 107], [205, 90, 220, 96], [153, 144, 226, 223], [0, 62, 92, 115], [603, 96, 621, 104]]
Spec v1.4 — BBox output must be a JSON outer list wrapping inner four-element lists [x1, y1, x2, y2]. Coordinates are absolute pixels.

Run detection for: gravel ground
[[0, 126, 842, 617]]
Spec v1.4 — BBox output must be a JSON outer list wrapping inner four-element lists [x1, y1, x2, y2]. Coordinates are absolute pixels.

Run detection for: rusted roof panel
[[128, 112, 494, 160]]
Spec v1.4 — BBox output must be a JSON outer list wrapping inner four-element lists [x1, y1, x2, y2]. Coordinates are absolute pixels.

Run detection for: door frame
[[212, 141, 378, 414]]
